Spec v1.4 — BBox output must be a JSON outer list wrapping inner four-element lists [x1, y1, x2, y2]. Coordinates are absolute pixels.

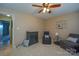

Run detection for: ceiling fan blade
[[47, 3, 49, 6], [49, 4, 61, 8], [42, 3, 50, 8], [38, 9, 43, 13], [32, 4, 42, 7], [42, 3, 45, 7]]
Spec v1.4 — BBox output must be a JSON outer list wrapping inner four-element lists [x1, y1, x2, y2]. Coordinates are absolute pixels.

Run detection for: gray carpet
[[10, 43, 71, 56], [1, 43, 79, 56]]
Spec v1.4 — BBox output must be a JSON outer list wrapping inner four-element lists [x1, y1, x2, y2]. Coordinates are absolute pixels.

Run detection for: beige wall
[[0, 8, 79, 46], [14, 12, 44, 46], [46, 12, 79, 41], [0, 9, 44, 47]]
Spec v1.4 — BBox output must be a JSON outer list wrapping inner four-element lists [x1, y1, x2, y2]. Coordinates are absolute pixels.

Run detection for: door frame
[[0, 11, 15, 48]]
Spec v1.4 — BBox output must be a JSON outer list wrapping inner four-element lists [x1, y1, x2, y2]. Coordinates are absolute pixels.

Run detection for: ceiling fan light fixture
[[32, 3, 61, 14], [47, 8, 50, 12], [43, 8, 46, 13]]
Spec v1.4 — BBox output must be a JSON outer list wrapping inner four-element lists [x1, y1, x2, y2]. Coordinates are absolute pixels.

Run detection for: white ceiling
[[0, 3, 79, 19]]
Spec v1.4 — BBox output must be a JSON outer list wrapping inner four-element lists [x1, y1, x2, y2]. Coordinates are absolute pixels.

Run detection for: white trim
[[0, 11, 15, 48], [11, 14, 15, 48]]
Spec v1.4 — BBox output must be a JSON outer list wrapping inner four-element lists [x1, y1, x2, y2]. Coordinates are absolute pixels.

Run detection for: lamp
[[55, 32, 60, 42], [47, 8, 50, 12], [55, 32, 59, 36]]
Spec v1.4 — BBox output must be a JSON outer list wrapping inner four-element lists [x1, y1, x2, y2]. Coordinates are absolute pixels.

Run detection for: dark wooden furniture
[[26, 32, 38, 46]]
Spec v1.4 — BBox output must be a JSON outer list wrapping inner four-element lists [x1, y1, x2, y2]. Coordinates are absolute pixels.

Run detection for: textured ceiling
[[0, 3, 79, 19]]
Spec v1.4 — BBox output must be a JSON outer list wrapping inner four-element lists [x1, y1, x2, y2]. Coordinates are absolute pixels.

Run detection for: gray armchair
[[42, 31, 51, 44]]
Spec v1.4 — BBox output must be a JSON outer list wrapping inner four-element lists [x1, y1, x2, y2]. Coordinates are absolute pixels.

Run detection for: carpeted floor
[[10, 43, 71, 56], [1, 43, 79, 56]]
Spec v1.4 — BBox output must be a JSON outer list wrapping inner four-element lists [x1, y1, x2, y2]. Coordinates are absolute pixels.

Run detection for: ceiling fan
[[32, 3, 61, 14]]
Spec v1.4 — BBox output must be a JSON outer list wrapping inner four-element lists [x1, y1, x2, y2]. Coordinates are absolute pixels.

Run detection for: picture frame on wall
[[57, 23, 63, 29], [56, 20, 67, 29]]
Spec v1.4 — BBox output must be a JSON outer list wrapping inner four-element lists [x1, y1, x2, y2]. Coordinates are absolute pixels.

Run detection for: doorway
[[0, 14, 13, 48]]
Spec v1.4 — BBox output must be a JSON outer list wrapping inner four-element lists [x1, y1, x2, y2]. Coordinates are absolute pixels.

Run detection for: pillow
[[67, 37, 78, 43], [45, 35, 49, 38], [76, 39, 79, 43]]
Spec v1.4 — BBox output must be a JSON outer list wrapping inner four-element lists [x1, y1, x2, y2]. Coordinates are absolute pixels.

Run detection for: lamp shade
[[55, 32, 59, 36]]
